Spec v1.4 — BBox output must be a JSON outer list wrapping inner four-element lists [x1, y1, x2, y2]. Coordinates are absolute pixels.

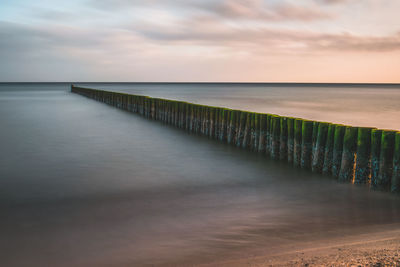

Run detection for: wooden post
[[301, 120, 313, 169], [391, 132, 400, 193], [354, 127, 374, 184], [258, 114, 268, 153], [236, 111, 247, 147], [376, 130, 397, 191], [293, 119, 302, 167], [287, 118, 294, 164], [370, 129, 382, 188], [279, 117, 288, 161], [332, 125, 346, 178], [312, 122, 329, 173], [242, 112, 252, 149], [227, 110, 236, 144], [322, 124, 336, 175], [271, 116, 281, 160], [338, 126, 358, 183]]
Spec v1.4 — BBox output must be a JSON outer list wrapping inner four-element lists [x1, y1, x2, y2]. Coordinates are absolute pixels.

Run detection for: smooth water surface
[[1, 83, 400, 266]]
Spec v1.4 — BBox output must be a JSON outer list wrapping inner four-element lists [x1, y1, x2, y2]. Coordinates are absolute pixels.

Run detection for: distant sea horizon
[[1, 81, 400, 87]]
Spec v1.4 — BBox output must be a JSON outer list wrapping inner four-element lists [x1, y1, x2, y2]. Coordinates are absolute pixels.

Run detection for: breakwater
[[71, 85, 400, 193]]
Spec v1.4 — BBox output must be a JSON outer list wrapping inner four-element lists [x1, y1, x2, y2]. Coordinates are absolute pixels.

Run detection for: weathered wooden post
[[227, 110, 236, 144], [332, 125, 346, 178], [312, 121, 320, 157], [270, 116, 281, 160], [354, 127, 374, 184], [287, 118, 294, 164], [242, 112, 252, 149], [236, 111, 247, 147], [253, 113, 260, 151], [213, 108, 219, 138], [375, 130, 397, 191], [258, 114, 268, 153], [391, 132, 400, 193], [301, 120, 313, 169], [338, 126, 358, 183], [322, 124, 336, 175], [312, 122, 329, 173], [279, 117, 288, 161], [219, 109, 228, 142], [265, 115, 271, 155], [249, 113, 256, 150], [293, 119, 303, 167], [370, 129, 383, 187]]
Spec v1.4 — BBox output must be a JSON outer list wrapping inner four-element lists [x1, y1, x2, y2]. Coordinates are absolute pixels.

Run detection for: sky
[[1, 0, 399, 82]]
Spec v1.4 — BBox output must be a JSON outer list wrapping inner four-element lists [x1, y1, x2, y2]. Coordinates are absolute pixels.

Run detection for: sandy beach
[[198, 226, 400, 267]]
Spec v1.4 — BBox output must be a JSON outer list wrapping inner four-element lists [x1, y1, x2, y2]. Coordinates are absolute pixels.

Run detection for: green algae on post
[[265, 115, 272, 155], [391, 132, 400, 193], [279, 117, 288, 161], [376, 130, 397, 191], [227, 110, 236, 144], [293, 119, 302, 167], [354, 127, 374, 184], [253, 113, 260, 151], [287, 118, 294, 164], [332, 125, 346, 178], [301, 120, 313, 169], [270, 116, 281, 160], [258, 114, 268, 153], [312, 122, 329, 173], [242, 112, 252, 149], [322, 124, 336, 175], [339, 126, 358, 183], [220, 109, 228, 142]]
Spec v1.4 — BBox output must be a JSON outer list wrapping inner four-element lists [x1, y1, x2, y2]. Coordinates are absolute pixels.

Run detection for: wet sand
[[195, 224, 400, 266]]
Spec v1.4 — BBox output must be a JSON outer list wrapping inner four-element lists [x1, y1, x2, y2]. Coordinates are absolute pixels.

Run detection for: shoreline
[[197, 225, 400, 266]]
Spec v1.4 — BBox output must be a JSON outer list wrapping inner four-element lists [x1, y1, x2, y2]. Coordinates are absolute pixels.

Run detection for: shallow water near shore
[[1, 83, 400, 266]]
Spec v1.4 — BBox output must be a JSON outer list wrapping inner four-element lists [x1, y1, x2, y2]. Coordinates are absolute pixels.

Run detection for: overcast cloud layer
[[1, 0, 399, 82]]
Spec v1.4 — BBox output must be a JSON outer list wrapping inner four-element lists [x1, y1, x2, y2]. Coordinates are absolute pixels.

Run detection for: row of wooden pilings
[[71, 85, 400, 193]]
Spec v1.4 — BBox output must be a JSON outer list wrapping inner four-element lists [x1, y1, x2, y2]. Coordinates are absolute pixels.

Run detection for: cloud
[[88, 0, 332, 22], [319, 0, 350, 4], [197, 0, 332, 22], [129, 16, 400, 53], [1, 0, 400, 82]]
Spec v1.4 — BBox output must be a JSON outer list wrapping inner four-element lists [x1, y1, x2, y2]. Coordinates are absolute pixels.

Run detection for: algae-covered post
[[301, 120, 313, 169], [354, 127, 374, 184], [376, 130, 397, 191], [293, 119, 302, 167], [265, 115, 271, 155], [391, 133, 400, 193], [271, 116, 281, 160], [370, 129, 383, 188], [322, 124, 336, 175], [279, 117, 288, 161], [338, 126, 358, 183], [258, 114, 268, 153], [287, 118, 294, 164], [312, 122, 329, 173], [227, 110, 235, 144], [332, 125, 346, 178], [236, 111, 246, 147], [242, 112, 252, 149]]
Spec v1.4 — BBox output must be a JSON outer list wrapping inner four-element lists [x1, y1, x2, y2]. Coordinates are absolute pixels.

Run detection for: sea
[[1, 83, 400, 266]]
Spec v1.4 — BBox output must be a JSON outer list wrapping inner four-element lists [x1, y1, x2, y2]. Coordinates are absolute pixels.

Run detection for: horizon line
[[1, 82, 400, 87]]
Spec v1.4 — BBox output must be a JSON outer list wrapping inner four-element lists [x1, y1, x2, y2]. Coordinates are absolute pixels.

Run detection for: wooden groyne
[[71, 85, 400, 194]]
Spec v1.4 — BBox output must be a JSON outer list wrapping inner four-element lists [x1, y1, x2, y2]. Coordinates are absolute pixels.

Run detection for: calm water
[[1, 83, 400, 266]]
